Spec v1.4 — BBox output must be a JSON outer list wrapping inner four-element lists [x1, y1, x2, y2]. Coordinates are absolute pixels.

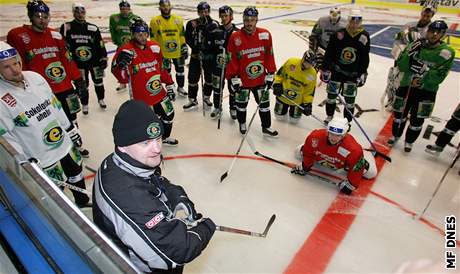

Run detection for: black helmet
[[302, 50, 316, 66], [428, 20, 448, 34], [119, 0, 130, 8], [219, 5, 233, 16], [197, 1, 210, 12], [159, 0, 170, 5], [130, 18, 149, 33], [27, 0, 49, 19], [243, 6, 258, 17]]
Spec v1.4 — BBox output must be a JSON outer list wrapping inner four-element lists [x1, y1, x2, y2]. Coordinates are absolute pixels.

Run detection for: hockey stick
[[200, 56, 205, 117], [84, 165, 97, 173], [220, 106, 259, 183], [217, 41, 226, 129], [246, 136, 340, 186], [56, 180, 90, 195], [418, 146, 460, 219], [330, 86, 392, 162], [279, 94, 326, 126], [216, 214, 276, 238]]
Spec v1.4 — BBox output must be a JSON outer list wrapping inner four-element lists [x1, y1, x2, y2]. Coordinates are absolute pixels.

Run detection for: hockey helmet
[[197, 1, 210, 12], [219, 5, 233, 16], [130, 18, 149, 33], [119, 0, 130, 8], [348, 9, 362, 21], [421, 0, 437, 14], [159, 0, 170, 5], [301, 50, 316, 67], [327, 117, 349, 136], [0, 42, 18, 62], [243, 6, 258, 17], [72, 2, 85, 13], [27, 0, 49, 19], [329, 7, 341, 22], [428, 20, 448, 34]]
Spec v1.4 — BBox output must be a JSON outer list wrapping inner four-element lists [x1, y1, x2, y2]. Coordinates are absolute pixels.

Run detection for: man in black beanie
[[92, 100, 215, 273]]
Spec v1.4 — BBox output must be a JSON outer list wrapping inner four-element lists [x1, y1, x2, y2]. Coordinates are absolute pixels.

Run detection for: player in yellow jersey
[[273, 51, 317, 123], [150, 0, 188, 97]]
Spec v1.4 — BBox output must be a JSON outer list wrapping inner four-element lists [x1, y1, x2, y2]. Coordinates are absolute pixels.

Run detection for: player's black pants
[[435, 105, 460, 148], [79, 67, 105, 105], [212, 65, 235, 111], [187, 54, 214, 100], [391, 86, 436, 144], [164, 57, 185, 88], [152, 96, 175, 139], [235, 85, 271, 129]]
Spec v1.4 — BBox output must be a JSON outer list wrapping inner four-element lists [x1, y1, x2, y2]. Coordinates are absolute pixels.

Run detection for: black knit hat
[[113, 100, 163, 147]]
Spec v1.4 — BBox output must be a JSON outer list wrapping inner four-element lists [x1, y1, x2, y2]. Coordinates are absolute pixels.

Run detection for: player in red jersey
[[225, 6, 278, 137], [291, 117, 377, 195], [112, 18, 178, 146], [7, 0, 89, 156]]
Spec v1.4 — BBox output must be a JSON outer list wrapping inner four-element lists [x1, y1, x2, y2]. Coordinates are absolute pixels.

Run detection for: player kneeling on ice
[[273, 50, 317, 123], [93, 100, 215, 273], [291, 117, 377, 195]]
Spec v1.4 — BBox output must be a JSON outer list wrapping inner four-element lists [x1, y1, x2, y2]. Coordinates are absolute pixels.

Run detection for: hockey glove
[[409, 58, 429, 75], [407, 39, 424, 57], [99, 58, 108, 69], [73, 78, 86, 97], [67, 125, 82, 148], [174, 196, 203, 221], [338, 179, 356, 195], [116, 49, 134, 68], [273, 83, 283, 97], [301, 103, 312, 116], [181, 44, 189, 60], [291, 164, 308, 176], [166, 84, 176, 101], [320, 70, 331, 83], [230, 77, 242, 94], [265, 73, 274, 90], [356, 73, 367, 87]]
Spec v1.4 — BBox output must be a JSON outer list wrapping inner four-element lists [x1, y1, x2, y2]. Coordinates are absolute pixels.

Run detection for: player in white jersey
[[0, 41, 91, 207]]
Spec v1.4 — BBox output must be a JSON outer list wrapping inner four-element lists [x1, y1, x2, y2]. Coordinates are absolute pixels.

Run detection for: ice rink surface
[[1, 0, 459, 273]]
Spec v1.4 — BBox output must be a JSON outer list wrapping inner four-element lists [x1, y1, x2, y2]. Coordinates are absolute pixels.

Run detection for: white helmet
[[0, 41, 18, 62], [349, 9, 362, 20], [72, 2, 85, 12], [327, 117, 349, 136], [330, 7, 341, 22]]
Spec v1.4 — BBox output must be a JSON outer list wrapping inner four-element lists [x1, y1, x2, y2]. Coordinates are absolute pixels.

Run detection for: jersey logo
[[45, 61, 66, 83], [42, 121, 65, 149], [20, 33, 31, 44], [145, 212, 165, 229], [146, 74, 162, 96], [439, 49, 452, 60], [1, 93, 17, 107], [75, 46, 92, 62], [359, 34, 368, 46], [285, 89, 298, 100], [353, 157, 366, 172], [165, 40, 178, 52], [245, 61, 264, 80], [259, 32, 269, 40], [312, 138, 318, 148], [13, 113, 29, 127], [51, 31, 62, 40], [87, 24, 97, 32], [339, 47, 357, 65], [337, 146, 350, 158], [234, 37, 241, 46], [289, 64, 296, 72]]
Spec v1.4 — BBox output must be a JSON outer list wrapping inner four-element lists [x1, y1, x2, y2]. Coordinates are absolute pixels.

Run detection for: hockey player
[[60, 3, 108, 115], [291, 117, 377, 195], [183, 1, 219, 111], [319, 9, 370, 123], [226, 6, 278, 137], [273, 50, 317, 123], [150, 0, 188, 97], [109, 0, 139, 92], [208, 5, 239, 119], [383, 5, 436, 111], [309, 7, 347, 68], [0, 42, 91, 207], [93, 100, 215, 273], [388, 20, 455, 152], [7, 0, 90, 157], [111, 18, 179, 146], [426, 103, 460, 156]]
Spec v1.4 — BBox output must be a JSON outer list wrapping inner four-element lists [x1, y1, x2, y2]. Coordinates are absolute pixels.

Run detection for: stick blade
[[220, 172, 228, 183], [262, 214, 276, 238]]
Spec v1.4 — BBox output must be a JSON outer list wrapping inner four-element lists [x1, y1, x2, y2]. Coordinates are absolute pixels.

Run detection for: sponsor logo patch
[[1, 93, 16, 107], [145, 212, 164, 229]]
